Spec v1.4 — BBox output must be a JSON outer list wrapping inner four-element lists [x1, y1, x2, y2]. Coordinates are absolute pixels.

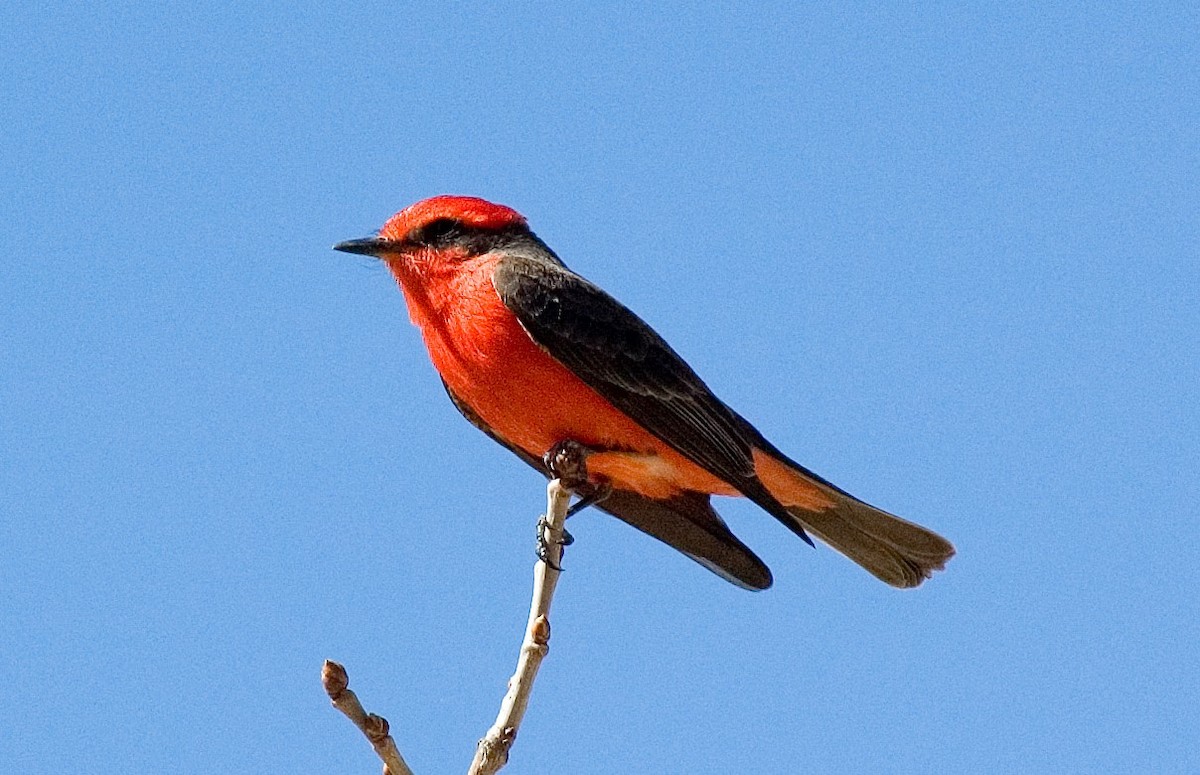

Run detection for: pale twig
[[324, 479, 573, 775], [467, 479, 573, 775], [323, 659, 415, 775]]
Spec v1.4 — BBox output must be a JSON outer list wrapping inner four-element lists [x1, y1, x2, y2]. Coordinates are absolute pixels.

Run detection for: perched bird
[[336, 196, 954, 590]]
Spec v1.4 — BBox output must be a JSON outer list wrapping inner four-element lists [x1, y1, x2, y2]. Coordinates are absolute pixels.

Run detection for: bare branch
[[468, 479, 573, 775], [324, 478, 573, 774], [323, 660, 415, 775]]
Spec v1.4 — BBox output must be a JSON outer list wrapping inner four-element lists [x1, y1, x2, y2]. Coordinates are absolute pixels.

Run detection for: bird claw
[[536, 515, 573, 571]]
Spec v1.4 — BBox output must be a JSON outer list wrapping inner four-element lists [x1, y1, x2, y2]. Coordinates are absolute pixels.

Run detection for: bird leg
[[566, 480, 612, 517], [537, 439, 614, 568], [537, 440, 586, 569]]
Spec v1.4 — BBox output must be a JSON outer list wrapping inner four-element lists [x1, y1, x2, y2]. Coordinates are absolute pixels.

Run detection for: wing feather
[[492, 256, 758, 489]]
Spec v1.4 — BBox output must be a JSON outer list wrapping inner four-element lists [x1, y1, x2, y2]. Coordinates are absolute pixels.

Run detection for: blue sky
[[2, 2, 1197, 773]]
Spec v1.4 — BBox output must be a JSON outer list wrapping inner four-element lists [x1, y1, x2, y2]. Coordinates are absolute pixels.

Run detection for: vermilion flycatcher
[[336, 196, 954, 590]]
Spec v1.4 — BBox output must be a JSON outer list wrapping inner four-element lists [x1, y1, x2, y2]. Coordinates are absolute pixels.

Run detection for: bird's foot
[[542, 439, 592, 489], [542, 439, 613, 517], [538, 439, 610, 570], [536, 515, 574, 571]]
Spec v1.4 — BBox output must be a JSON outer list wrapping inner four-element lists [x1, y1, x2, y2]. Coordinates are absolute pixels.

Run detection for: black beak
[[333, 236, 401, 256]]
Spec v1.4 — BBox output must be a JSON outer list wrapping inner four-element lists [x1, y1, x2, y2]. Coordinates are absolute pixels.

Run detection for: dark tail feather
[[599, 490, 773, 590], [788, 495, 954, 588]]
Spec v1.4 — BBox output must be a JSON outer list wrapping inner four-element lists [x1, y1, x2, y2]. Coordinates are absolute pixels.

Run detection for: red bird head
[[381, 195, 526, 240], [334, 195, 529, 266], [334, 195, 566, 319]]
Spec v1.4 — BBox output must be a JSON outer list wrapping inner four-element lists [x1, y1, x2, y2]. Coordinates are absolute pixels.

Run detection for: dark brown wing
[[492, 255, 755, 485], [442, 380, 773, 589], [491, 254, 812, 545]]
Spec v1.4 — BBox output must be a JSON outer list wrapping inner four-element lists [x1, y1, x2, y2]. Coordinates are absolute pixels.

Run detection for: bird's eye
[[410, 218, 460, 247]]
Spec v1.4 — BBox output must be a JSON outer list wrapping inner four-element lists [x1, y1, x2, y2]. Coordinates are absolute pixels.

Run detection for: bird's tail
[[752, 449, 955, 588]]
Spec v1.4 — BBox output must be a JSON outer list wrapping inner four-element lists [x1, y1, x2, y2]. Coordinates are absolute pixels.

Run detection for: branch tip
[[322, 659, 349, 698]]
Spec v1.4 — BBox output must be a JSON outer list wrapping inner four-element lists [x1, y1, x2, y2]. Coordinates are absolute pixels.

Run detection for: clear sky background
[[3, 3, 1197, 774]]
